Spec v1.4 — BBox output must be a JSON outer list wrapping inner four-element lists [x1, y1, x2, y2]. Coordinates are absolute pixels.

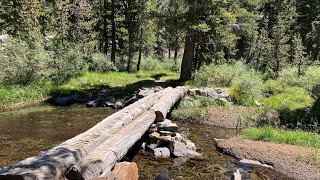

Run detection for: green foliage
[[171, 108, 208, 122], [89, 53, 118, 72], [140, 57, 180, 72], [0, 37, 50, 85], [260, 87, 314, 111], [177, 96, 226, 109], [242, 127, 320, 149], [263, 79, 285, 96], [230, 71, 263, 106], [194, 62, 263, 106]]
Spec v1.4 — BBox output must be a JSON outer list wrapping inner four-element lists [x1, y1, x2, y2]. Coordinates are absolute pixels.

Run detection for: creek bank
[[48, 86, 165, 109], [215, 138, 320, 180]]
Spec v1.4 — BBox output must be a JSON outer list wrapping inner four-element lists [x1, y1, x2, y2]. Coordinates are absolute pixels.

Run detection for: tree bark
[[0, 88, 172, 180], [180, 0, 197, 81], [103, 0, 108, 55], [137, 28, 143, 71], [174, 36, 179, 63], [111, 0, 116, 63], [65, 111, 156, 180], [127, 32, 133, 72], [151, 86, 188, 122]]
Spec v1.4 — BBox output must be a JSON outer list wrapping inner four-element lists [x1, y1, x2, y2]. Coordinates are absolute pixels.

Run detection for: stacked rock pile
[[143, 119, 203, 160]]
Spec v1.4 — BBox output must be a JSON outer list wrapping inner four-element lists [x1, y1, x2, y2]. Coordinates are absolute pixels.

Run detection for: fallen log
[[151, 86, 188, 122], [0, 87, 173, 180], [65, 111, 156, 180]]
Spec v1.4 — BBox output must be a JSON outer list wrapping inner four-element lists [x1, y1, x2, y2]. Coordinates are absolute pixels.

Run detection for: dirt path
[[215, 139, 320, 180]]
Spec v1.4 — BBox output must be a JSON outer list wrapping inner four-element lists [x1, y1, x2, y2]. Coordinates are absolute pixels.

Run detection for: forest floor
[[215, 138, 320, 180]]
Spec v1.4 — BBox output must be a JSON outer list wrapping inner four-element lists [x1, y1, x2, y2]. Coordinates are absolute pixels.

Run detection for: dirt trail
[[215, 139, 320, 180]]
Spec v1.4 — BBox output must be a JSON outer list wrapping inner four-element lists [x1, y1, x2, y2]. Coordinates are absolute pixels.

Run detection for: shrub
[[89, 53, 118, 72], [0, 37, 50, 85], [262, 79, 285, 96], [140, 57, 179, 72], [48, 45, 87, 84], [230, 69, 263, 106], [177, 96, 226, 109], [194, 61, 249, 87]]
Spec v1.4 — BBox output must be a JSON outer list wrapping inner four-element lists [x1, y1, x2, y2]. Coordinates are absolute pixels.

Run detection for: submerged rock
[[153, 147, 170, 158]]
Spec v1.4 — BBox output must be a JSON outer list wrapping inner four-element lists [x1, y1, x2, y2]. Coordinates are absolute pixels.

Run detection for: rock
[[239, 159, 273, 169], [137, 89, 154, 98], [159, 131, 173, 136], [54, 97, 74, 105], [188, 89, 197, 96], [185, 149, 203, 160], [153, 147, 171, 158], [216, 88, 230, 98], [106, 162, 139, 180], [174, 133, 187, 142], [206, 89, 219, 98], [159, 135, 174, 142], [106, 96, 116, 103], [114, 101, 123, 109], [163, 123, 179, 132], [157, 119, 172, 128], [171, 140, 188, 157], [149, 132, 161, 139], [185, 140, 196, 150], [233, 169, 242, 180], [86, 98, 106, 107], [148, 143, 159, 150]]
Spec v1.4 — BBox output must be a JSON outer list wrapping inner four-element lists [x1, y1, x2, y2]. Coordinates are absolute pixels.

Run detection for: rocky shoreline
[[215, 138, 320, 180]]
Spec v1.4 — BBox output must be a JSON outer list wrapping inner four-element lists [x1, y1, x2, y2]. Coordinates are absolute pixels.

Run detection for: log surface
[[65, 111, 156, 180]]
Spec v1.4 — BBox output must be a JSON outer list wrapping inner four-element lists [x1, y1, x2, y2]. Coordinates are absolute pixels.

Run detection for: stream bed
[[0, 105, 292, 179]]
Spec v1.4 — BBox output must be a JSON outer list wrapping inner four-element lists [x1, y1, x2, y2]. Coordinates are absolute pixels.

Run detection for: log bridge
[[0, 87, 188, 180]]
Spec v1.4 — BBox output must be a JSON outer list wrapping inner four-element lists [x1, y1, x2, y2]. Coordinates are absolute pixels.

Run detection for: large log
[[151, 86, 188, 122], [0, 88, 173, 180], [65, 111, 156, 180]]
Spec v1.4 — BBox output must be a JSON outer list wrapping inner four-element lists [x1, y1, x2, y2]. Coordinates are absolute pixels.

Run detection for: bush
[[262, 79, 285, 96], [140, 57, 180, 72], [194, 61, 248, 87], [230, 70, 263, 106], [0, 37, 88, 86], [177, 96, 226, 109], [89, 53, 118, 72], [0, 37, 50, 85], [48, 45, 87, 84]]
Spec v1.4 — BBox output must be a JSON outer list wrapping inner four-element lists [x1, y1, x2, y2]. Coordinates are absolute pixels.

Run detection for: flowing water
[[0, 105, 292, 179]]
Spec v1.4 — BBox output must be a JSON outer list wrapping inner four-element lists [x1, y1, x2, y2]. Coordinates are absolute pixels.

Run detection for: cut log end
[[155, 111, 165, 122], [65, 167, 85, 180]]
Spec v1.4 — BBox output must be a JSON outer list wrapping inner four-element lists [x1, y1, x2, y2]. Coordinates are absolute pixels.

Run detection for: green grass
[[0, 70, 179, 109], [242, 127, 320, 149]]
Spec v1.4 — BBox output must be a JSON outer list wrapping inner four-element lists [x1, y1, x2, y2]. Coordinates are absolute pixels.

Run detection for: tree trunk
[[0, 88, 172, 180], [174, 36, 179, 63], [180, 0, 197, 81], [103, 0, 108, 55], [111, 0, 116, 63], [168, 47, 171, 58], [137, 28, 143, 71], [127, 33, 133, 72], [65, 111, 156, 180]]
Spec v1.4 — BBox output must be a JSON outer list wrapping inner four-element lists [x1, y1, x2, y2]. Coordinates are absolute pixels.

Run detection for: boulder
[[185, 140, 196, 150], [153, 147, 170, 158], [86, 98, 106, 107], [163, 123, 179, 132], [106, 162, 139, 180], [54, 97, 74, 106], [171, 141, 202, 159], [149, 132, 161, 139], [137, 89, 154, 98], [233, 169, 242, 180], [157, 119, 172, 128]]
